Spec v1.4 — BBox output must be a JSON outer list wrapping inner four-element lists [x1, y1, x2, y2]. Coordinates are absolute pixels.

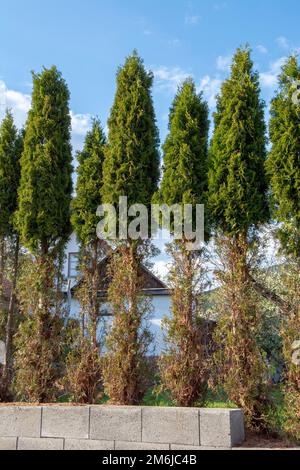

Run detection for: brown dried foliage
[[13, 256, 65, 402], [64, 242, 104, 404], [102, 243, 153, 405], [211, 234, 269, 430], [159, 240, 209, 407]]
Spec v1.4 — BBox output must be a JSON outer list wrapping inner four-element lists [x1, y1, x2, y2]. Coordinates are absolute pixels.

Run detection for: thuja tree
[[208, 47, 269, 428], [157, 79, 210, 406], [101, 51, 160, 404], [0, 111, 22, 399], [266, 56, 300, 440], [14, 67, 73, 402], [66, 119, 106, 403]]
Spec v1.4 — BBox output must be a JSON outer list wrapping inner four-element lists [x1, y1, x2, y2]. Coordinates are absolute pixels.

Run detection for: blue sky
[[1, 0, 300, 147], [0, 0, 298, 277]]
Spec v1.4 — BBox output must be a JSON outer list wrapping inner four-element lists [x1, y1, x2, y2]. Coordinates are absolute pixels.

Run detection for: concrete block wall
[[0, 406, 245, 450]]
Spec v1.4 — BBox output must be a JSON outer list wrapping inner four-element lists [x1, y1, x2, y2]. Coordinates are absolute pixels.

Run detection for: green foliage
[[267, 56, 300, 257], [72, 119, 106, 244], [157, 78, 209, 218], [101, 52, 159, 405], [157, 80, 210, 406], [208, 47, 269, 236], [102, 51, 160, 210], [208, 48, 271, 430], [0, 111, 23, 400], [13, 67, 73, 402], [15, 66, 73, 255], [0, 110, 22, 237]]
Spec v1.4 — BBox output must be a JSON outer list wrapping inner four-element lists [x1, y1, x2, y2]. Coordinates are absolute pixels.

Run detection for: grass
[[57, 387, 237, 408], [142, 386, 237, 408]]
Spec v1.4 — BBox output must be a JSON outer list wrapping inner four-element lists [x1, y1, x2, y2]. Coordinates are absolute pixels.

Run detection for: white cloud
[[0, 79, 92, 152], [216, 55, 232, 71], [153, 66, 192, 93], [256, 44, 268, 54], [70, 111, 92, 136], [168, 38, 181, 47], [0, 80, 31, 128], [213, 2, 228, 11], [185, 14, 201, 25], [153, 260, 170, 280], [71, 112, 92, 152], [276, 36, 290, 50], [150, 318, 162, 328], [260, 57, 286, 88], [197, 75, 222, 108], [276, 36, 300, 54], [153, 65, 223, 110]]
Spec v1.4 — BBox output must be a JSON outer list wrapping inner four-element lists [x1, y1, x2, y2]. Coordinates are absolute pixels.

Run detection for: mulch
[[235, 431, 298, 449]]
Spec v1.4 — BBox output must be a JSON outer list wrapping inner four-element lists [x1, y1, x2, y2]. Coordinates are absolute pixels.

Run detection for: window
[[68, 253, 79, 278]]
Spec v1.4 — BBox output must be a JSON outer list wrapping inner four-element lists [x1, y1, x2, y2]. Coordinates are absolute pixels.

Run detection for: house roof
[[71, 252, 169, 296]]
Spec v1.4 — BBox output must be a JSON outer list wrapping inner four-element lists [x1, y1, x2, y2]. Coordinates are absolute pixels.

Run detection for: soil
[[0, 402, 87, 407], [235, 431, 298, 449]]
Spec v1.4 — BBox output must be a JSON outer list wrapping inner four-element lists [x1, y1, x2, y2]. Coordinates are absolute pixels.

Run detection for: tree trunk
[[248, 273, 294, 316], [91, 240, 99, 350], [3, 235, 19, 387], [0, 237, 6, 300]]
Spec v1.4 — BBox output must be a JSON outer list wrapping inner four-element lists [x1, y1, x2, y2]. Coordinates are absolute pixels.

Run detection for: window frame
[[68, 252, 80, 278]]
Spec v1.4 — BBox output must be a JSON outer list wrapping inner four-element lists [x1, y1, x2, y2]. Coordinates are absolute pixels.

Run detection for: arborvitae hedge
[[158, 78, 209, 211], [157, 79, 210, 406], [267, 55, 300, 257], [72, 118, 106, 245], [16, 66, 73, 255], [0, 110, 22, 238], [209, 47, 269, 236], [102, 51, 160, 211]]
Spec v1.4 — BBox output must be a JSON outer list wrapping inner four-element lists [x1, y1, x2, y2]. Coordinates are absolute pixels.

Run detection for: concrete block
[[65, 439, 114, 450], [230, 409, 245, 446], [170, 444, 203, 450], [41, 406, 89, 439], [142, 407, 199, 446], [116, 441, 170, 450], [90, 406, 141, 442], [0, 406, 41, 438], [0, 437, 17, 450], [171, 444, 229, 450], [199, 409, 244, 448], [18, 438, 64, 450]]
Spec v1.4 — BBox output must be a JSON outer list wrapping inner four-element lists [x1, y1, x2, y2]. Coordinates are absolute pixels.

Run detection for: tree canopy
[[72, 118, 106, 245], [208, 47, 269, 236], [15, 66, 73, 255], [267, 55, 300, 256], [102, 51, 160, 209]]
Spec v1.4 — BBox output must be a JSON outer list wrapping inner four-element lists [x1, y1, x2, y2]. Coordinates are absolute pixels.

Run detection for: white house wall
[[64, 234, 171, 355], [68, 295, 171, 355]]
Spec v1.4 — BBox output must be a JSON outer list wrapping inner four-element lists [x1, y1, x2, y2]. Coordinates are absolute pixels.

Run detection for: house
[[62, 233, 171, 353]]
